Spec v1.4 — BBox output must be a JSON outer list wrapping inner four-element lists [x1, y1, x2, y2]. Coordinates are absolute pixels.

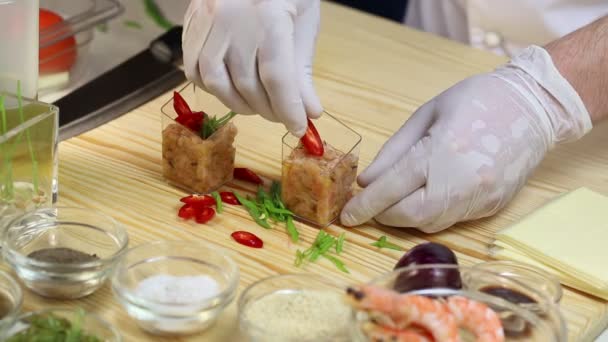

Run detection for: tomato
[[195, 207, 216, 224], [39, 9, 77, 74], [231, 231, 263, 248]]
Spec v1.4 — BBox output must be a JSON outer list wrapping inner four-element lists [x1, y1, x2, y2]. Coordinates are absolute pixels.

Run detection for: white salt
[[135, 274, 220, 304]]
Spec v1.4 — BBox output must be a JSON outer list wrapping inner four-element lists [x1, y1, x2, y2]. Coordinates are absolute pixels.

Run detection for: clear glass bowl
[[281, 111, 361, 227], [160, 82, 238, 194], [238, 274, 355, 342], [111, 240, 240, 336], [38, 0, 124, 93], [472, 260, 563, 307], [0, 271, 23, 340], [0, 93, 58, 231], [1, 206, 129, 299], [353, 264, 567, 342], [6, 308, 121, 341]]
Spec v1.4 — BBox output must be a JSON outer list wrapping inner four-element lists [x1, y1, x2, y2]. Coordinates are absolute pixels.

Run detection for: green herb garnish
[[336, 232, 345, 254], [17, 81, 39, 194], [143, 0, 174, 30], [124, 20, 143, 29], [371, 235, 402, 251], [201, 111, 237, 139], [235, 182, 300, 242], [7, 308, 102, 342], [295, 230, 349, 273], [211, 191, 223, 213]]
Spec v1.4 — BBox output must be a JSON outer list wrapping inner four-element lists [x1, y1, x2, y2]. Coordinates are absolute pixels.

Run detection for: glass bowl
[[1, 206, 129, 299], [111, 240, 240, 336], [6, 308, 121, 341], [160, 82, 238, 194], [351, 264, 567, 342], [281, 111, 361, 227], [0, 271, 23, 340], [472, 260, 563, 307], [238, 274, 355, 342]]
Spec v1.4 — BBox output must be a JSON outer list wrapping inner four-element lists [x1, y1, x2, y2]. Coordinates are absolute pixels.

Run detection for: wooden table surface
[[12, 2, 608, 341]]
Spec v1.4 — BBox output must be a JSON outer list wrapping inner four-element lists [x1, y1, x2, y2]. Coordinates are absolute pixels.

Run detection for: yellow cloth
[[493, 187, 608, 300]]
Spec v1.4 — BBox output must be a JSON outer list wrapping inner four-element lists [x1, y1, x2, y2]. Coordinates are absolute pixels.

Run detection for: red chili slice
[[233, 168, 263, 185], [195, 207, 216, 224], [178, 204, 196, 220], [231, 231, 263, 248], [301, 118, 324, 156], [220, 191, 240, 205], [173, 91, 192, 116], [180, 194, 216, 208], [175, 111, 204, 132]]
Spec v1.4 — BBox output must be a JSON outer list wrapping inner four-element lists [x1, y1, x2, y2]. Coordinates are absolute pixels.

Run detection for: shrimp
[[446, 296, 505, 342], [362, 321, 434, 342], [346, 285, 459, 342]]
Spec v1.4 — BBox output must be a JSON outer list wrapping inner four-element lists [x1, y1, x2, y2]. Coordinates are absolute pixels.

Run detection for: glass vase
[[0, 92, 58, 230]]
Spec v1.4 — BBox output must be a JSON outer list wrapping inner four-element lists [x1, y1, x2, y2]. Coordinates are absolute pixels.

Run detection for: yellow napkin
[[493, 187, 608, 300]]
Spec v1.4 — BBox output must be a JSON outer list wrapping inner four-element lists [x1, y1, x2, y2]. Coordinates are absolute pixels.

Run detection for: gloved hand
[[340, 45, 592, 233], [182, 0, 323, 137]]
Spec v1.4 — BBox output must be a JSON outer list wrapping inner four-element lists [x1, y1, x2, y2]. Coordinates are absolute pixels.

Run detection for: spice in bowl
[[135, 274, 220, 305], [27, 247, 99, 263], [241, 289, 352, 341]]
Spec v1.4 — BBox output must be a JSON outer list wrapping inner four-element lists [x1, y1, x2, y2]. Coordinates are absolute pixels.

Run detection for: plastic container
[[6, 308, 121, 341], [281, 111, 361, 227], [160, 82, 238, 194], [0, 0, 39, 99], [111, 240, 240, 336], [238, 274, 355, 342], [354, 264, 567, 342], [38, 0, 124, 93], [0, 271, 23, 340], [0, 92, 58, 231], [2, 207, 129, 299]]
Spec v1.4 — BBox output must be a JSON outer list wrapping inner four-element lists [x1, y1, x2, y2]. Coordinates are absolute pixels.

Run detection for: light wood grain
[[5, 2, 607, 341]]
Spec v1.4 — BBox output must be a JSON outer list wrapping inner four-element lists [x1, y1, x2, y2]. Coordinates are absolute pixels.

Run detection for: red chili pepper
[[233, 168, 263, 185], [301, 118, 324, 156], [180, 194, 216, 208], [173, 91, 192, 116], [175, 111, 204, 132], [178, 204, 196, 219], [231, 231, 263, 248], [220, 191, 240, 205], [195, 207, 216, 224]]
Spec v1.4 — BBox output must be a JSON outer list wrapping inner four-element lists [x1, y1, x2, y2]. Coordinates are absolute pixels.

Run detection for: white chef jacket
[[405, 0, 608, 56]]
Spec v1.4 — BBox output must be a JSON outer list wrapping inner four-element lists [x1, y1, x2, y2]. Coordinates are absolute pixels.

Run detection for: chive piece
[[234, 192, 270, 229], [286, 216, 299, 243], [124, 20, 143, 29], [323, 254, 350, 274], [370, 235, 403, 251], [211, 191, 222, 213], [336, 232, 346, 254], [143, 0, 174, 30]]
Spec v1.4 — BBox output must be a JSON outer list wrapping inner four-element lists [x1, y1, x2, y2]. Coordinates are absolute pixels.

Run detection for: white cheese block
[[494, 187, 608, 300]]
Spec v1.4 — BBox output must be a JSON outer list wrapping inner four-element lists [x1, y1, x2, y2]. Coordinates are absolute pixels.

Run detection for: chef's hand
[[182, 0, 323, 137], [341, 46, 592, 233]]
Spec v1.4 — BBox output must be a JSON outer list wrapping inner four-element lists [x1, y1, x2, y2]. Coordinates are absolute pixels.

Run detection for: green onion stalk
[[0, 81, 39, 203]]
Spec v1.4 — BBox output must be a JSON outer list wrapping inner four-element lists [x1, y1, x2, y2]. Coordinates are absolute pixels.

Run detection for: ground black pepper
[[27, 247, 99, 263]]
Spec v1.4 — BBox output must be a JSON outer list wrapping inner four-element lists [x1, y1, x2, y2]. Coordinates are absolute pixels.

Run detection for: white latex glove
[[341, 45, 592, 233], [182, 0, 323, 137]]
